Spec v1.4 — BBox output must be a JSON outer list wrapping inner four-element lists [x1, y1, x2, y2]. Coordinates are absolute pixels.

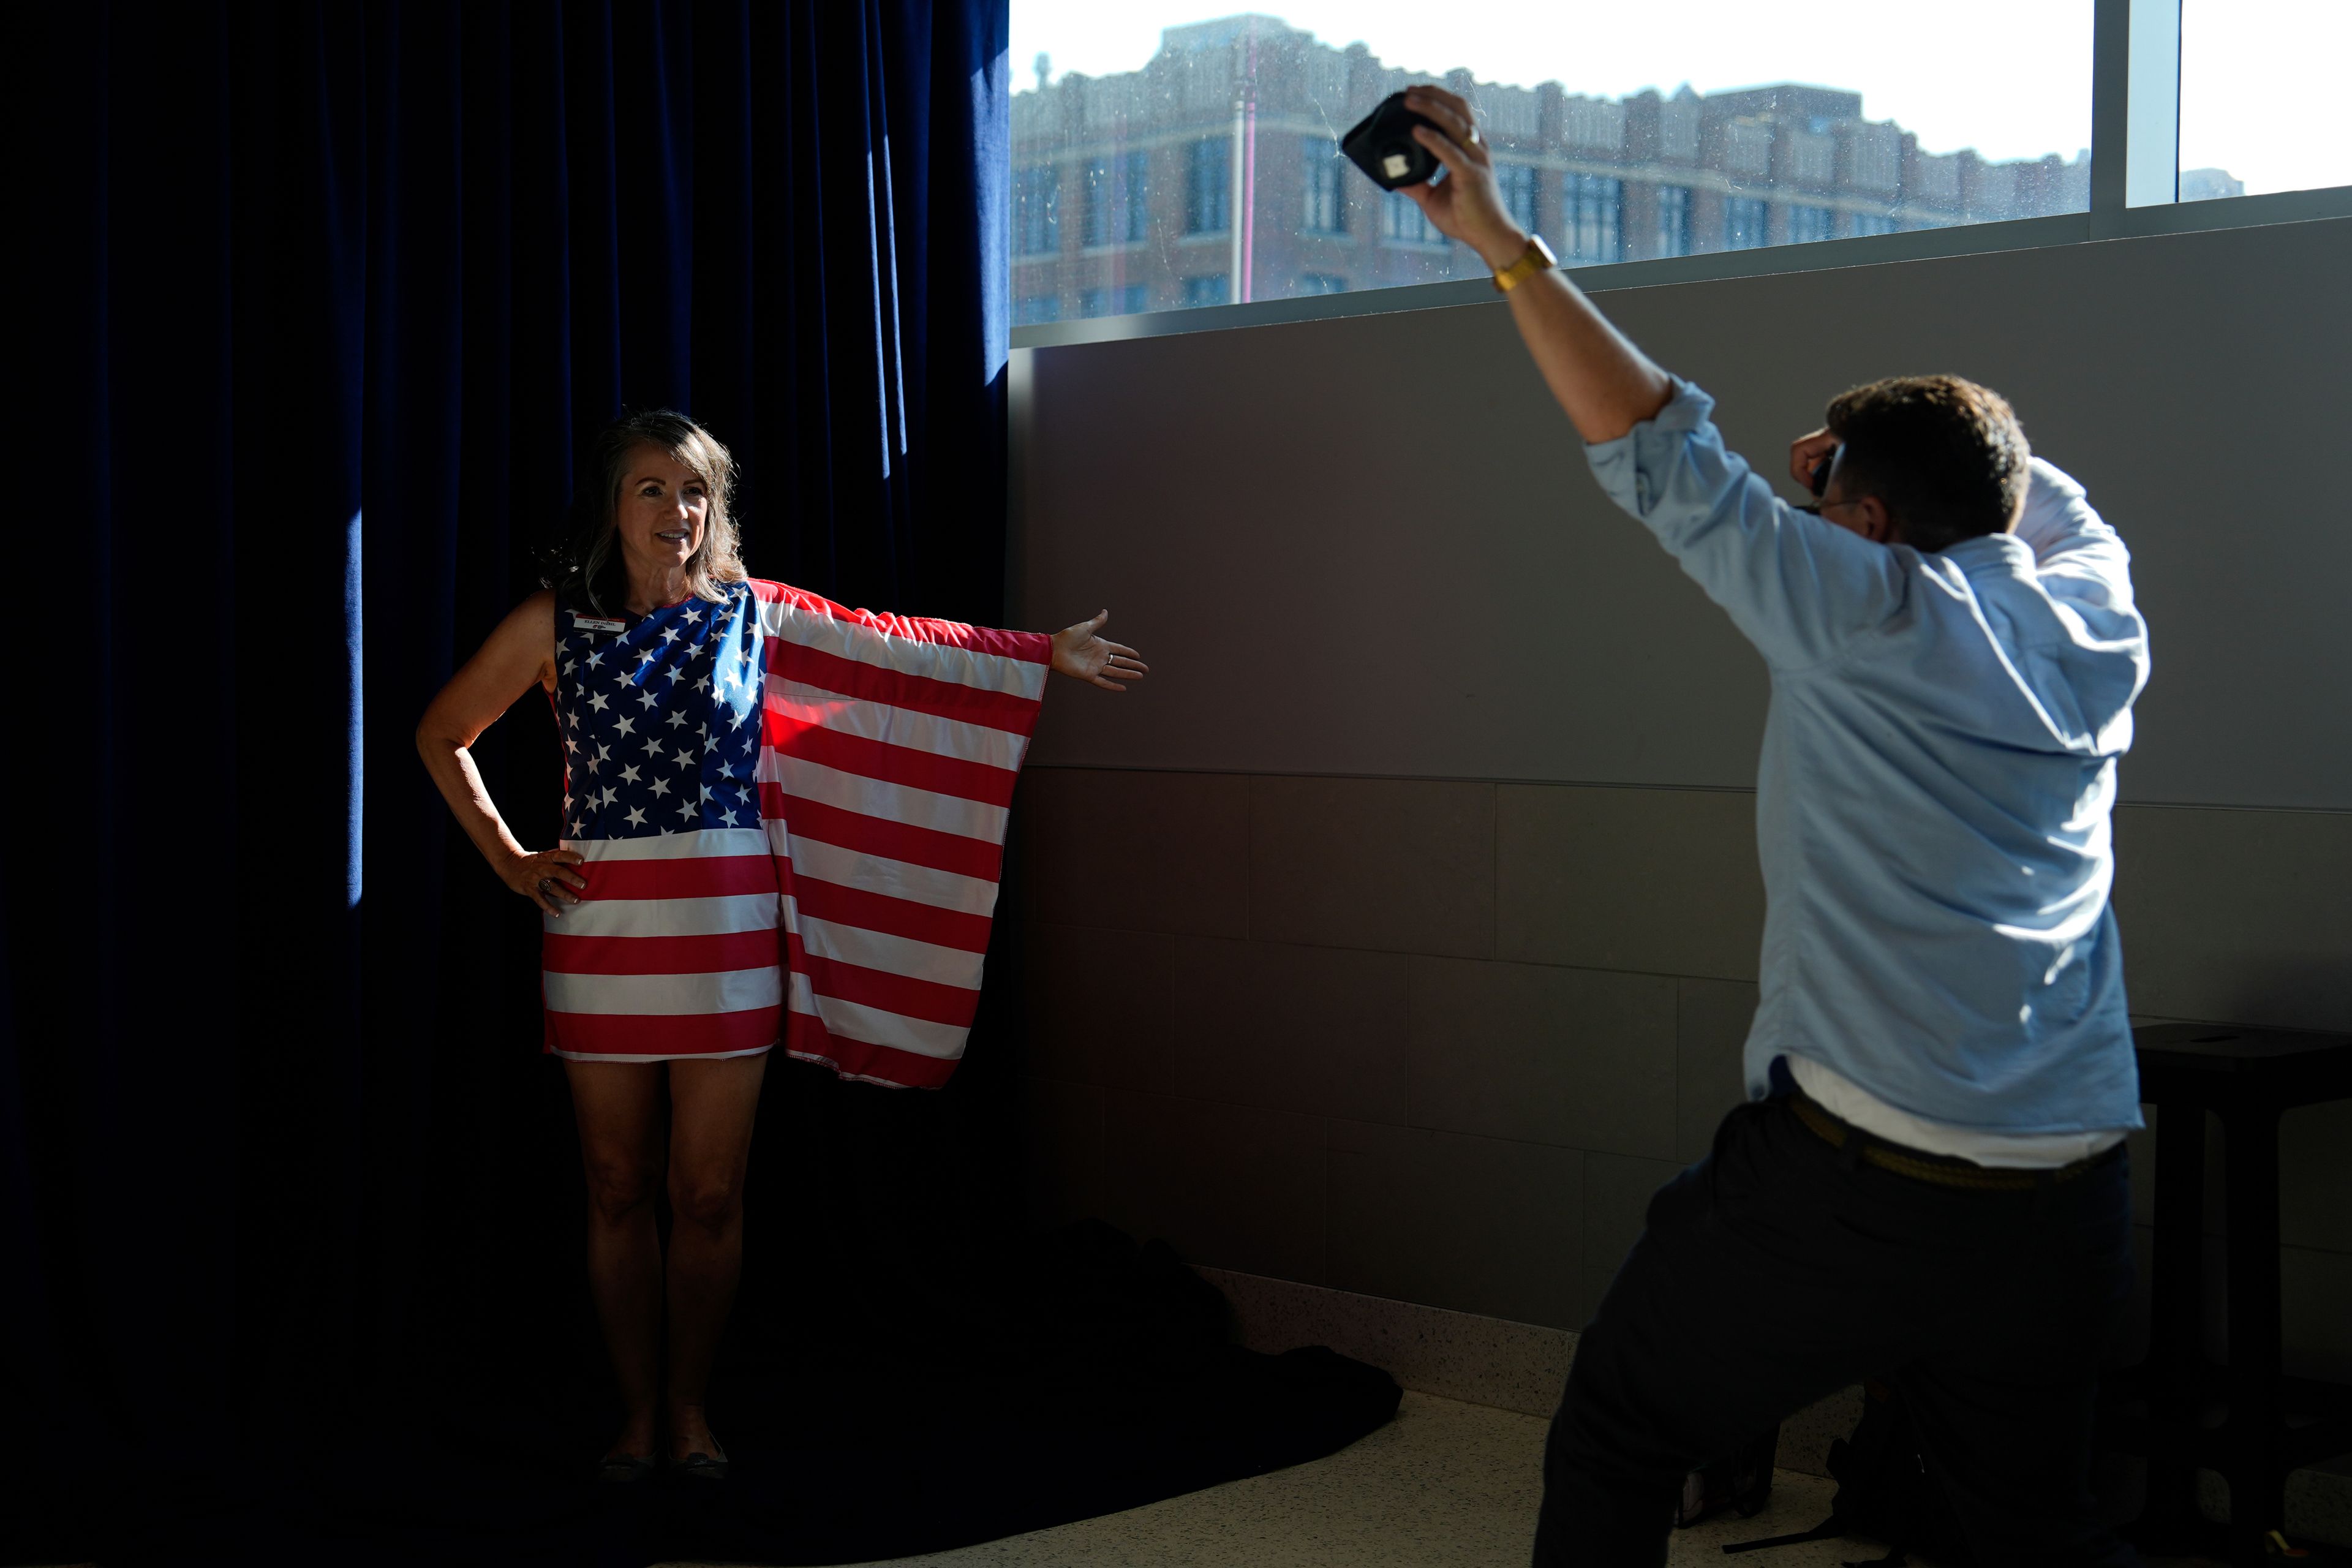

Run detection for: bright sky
[[2179, 0, 2352, 196], [1011, 1, 2352, 191]]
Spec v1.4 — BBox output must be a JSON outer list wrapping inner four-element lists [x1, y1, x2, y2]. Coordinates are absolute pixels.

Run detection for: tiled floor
[[665, 1390, 2225, 1568]]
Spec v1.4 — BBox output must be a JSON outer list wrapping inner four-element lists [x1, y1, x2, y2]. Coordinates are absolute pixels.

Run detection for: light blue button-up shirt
[[1587, 380, 2152, 1134]]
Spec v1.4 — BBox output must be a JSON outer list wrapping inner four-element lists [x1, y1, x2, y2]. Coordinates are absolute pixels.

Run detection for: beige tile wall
[[1015, 767, 2352, 1366]]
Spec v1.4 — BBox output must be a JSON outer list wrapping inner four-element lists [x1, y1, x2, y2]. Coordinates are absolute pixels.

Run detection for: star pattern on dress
[[554, 586, 765, 845]]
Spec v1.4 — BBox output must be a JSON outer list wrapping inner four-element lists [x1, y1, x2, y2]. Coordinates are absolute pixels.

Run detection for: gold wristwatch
[[1491, 233, 1558, 292]]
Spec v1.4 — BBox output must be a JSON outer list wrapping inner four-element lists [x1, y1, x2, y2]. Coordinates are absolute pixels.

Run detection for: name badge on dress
[[571, 613, 628, 635]]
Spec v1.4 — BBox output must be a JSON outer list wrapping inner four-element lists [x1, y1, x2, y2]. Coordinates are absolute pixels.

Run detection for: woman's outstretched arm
[[415, 588, 586, 915], [1048, 609, 1147, 692]]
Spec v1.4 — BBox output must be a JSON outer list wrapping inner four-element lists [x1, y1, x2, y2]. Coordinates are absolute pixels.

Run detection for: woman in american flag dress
[[417, 410, 1144, 1480]]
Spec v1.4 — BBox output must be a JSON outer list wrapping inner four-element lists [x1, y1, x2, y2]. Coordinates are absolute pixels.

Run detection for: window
[[1303, 138, 1346, 234], [1655, 185, 1692, 257], [1080, 284, 1150, 318], [2176, 0, 2352, 200], [1382, 190, 1445, 247], [1185, 137, 1231, 233], [1083, 151, 1148, 247], [1015, 164, 1059, 257], [1013, 293, 1061, 325], [1297, 273, 1348, 295], [1010, 4, 2137, 324], [1182, 274, 1231, 307], [1565, 174, 1622, 264], [1725, 196, 1769, 250], [1496, 163, 1540, 237]]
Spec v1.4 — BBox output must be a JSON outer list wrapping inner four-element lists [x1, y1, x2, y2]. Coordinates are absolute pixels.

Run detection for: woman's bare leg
[[662, 1051, 769, 1460], [564, 1058, 665, 1458]]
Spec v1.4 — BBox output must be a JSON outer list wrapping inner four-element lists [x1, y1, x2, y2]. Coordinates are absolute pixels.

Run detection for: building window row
[[1382, 190, 1446, 247], [1304, 138, 1346, 234], [1084, 151, 1149, 247], [1016, 164, 1059, 257], [1021, 150, 1981, 323], [1566, 173, 1624, 265], [1498, 162, 1540, 237], [1186, 136, 1231, 235], [1182, 274, 1230, 307], [1725, 195, 1769, 251], [1028, 149, 1941, 269], [1080, 283, 1150, 318], [1656, 184, 1693, 257]]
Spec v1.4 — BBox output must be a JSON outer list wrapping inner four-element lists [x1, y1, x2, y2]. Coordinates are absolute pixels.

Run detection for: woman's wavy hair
[[562, 410, 745, 612]]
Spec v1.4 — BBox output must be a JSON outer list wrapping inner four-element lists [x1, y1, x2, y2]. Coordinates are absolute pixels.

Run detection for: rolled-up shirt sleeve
[[2013, 456, 2140, 622], [1585, 378, 1904, 670]]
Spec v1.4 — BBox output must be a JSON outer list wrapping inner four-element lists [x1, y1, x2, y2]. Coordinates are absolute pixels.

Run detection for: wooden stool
[[2106, 1022, 2352, 1564]]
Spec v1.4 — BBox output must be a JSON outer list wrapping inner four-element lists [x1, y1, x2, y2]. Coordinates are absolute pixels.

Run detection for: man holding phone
[[1385, 86, 2149, 1567]]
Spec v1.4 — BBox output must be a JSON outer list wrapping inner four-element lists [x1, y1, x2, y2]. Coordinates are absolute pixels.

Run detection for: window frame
[[1014, 0, 2350, 345]]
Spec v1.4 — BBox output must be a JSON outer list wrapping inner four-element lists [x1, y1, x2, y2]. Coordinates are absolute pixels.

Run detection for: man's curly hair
[[1824, 375, 2030, 554]]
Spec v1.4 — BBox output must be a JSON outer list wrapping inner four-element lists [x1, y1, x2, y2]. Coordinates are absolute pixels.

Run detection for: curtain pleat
[[4, 2, 1012, 1555]]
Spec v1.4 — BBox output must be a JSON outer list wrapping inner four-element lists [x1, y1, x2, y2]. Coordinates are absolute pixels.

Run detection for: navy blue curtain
[[6, 1, 1015, 1557]]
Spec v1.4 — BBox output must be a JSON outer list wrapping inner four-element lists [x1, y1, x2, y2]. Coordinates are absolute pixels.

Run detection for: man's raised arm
[[1393, 85, 1901, 670], [1398, 86, 1672, 442]]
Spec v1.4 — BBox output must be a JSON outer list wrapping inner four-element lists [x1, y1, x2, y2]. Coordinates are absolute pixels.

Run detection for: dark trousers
[[1532, 1090, 2139, 1567]]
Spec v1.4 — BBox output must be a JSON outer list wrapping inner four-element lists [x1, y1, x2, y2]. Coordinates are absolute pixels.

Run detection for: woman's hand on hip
[[505, 847, 587, 914]]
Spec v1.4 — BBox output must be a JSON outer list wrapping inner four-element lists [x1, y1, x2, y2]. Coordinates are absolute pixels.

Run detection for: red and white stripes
[[541, 827, 784, 1061], [750, 581, 1049, 1088]]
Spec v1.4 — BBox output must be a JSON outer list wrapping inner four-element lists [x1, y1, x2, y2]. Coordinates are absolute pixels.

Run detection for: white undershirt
[[1787, 1054, 2130, 1170]]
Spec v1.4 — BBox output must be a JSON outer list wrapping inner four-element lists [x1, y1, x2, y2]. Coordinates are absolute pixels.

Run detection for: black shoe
[[597, 1449, 658, 1483], [674, 1435, 729, 1481]]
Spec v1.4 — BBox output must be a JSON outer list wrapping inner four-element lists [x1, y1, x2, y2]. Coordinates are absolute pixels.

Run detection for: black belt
[[1787, 1091, 2122, 1191]]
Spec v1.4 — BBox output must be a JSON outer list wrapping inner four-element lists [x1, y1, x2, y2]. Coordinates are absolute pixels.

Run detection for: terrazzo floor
[[666, 1390, 2231, 1568]]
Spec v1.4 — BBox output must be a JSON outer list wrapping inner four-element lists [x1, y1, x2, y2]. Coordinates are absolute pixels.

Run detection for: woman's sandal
[[674, 1434, 729, 1481], [597, 1448, 659, 1483]]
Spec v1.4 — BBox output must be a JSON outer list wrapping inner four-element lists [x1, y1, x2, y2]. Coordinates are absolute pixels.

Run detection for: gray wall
[[1008, 218, 2352, 1379], [1016, 216, 2352, 809]]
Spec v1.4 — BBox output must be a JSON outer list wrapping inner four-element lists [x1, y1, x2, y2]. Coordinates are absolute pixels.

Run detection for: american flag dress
[[544, 579, 1049, 1087]]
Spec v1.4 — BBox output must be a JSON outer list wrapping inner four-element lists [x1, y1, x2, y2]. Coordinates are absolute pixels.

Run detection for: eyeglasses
[[1793, 451, 1859, 516]]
